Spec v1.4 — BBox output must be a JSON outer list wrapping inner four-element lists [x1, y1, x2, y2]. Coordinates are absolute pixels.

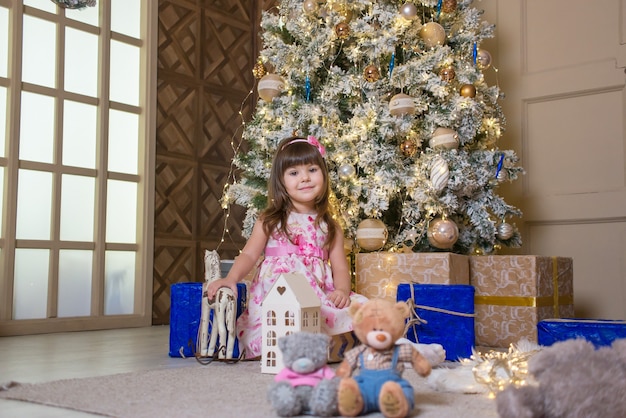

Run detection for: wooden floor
[[0, 325, 192, 417]]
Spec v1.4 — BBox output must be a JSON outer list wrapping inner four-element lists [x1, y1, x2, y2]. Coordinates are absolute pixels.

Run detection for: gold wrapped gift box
[[470, 255, 574, 348], [355, 252, 469, 302]]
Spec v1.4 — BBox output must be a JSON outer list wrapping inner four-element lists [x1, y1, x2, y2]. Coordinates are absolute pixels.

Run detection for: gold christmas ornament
[[496, 222, 514, 240], [427, 217, 459, 249], [442, 0, 457, 13], [399, 2, 418, 20], [356, 218, 388, 251], [429, 127, 459, 149], [363, 64, 380, 82], [439, 66, 456, 81], [335, 22, 350, 40], [257, 73, 285, 101], [400, 139, 418, 157], [460, 84, 477, 98], [477, 49, 492, 70], [303, 0, 319, 14], [252, 61, 267, 79], [420, 22, 446, 49], [389, 93, 416, 116]]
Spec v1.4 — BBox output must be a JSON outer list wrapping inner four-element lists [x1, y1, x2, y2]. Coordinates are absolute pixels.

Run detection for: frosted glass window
[[104, 251, 135, 315], [16, 169, 53, 240], [0, 7, 8, 78], [13, 249, 50, 320], [108, 110, 139, 174], [60, 174, 95, 241], [19, 92, 55, 164], [22, 16, 56, 88], [58, 250, 93, 318], [111, 0, 141, 39], [23, 0, 56, 13], [0, 168, 4, 236], [0, 87, 6, 156], [65, 27, 99, 97], [109, 40, 139, 106], [106, 180, 137, 243], [66, 4, 99, 26], [62, 100, 97, 169]]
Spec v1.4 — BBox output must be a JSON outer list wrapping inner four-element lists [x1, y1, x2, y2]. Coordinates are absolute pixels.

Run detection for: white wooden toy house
[[261, 272, 321, 374]]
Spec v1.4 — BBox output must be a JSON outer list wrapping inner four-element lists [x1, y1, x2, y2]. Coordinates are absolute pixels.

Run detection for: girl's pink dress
[[236, 211, 368, 358]]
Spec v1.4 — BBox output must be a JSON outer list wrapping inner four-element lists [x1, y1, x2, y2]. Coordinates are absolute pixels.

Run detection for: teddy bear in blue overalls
[[335, 299, 432, 418]]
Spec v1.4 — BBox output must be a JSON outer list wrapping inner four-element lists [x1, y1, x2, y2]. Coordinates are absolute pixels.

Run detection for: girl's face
[[282, 163, 324, 213]]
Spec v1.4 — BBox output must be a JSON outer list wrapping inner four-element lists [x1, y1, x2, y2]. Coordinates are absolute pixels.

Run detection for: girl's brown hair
[[261, 136, 338, 249]]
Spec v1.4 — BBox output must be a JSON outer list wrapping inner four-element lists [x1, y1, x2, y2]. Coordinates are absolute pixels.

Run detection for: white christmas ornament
[[427, 217, 459, 249], [302, 0, 318, 14], [430, 156, 450, 192], [356, 218, 388, 251], [389, 93, 416, 116], [257, 73, 285, 102], [338, 164, 356, 179], [496, 222, 514, 240], [400, 3, 418, 20], [429, 127, 459, 149]]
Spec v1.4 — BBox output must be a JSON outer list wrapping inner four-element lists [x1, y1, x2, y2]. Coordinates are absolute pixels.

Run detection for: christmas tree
[[223, 0, 524, 255]]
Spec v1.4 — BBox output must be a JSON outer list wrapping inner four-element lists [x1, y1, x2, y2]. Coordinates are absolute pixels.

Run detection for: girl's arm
[[327, 230, 352, 309], [205, 219, 268, 299]]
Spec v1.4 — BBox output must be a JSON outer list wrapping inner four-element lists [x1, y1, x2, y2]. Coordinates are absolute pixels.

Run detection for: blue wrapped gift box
[[537, 318, 626, 348], [168, 282, 247, 358], [397, 283, 475, 361]]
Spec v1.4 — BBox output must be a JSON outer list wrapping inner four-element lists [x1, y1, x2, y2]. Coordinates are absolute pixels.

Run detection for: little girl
[[206, 135, 368, 359]]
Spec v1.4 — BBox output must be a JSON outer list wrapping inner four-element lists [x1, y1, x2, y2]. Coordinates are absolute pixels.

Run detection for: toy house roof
[[262, 272, 321, 308]]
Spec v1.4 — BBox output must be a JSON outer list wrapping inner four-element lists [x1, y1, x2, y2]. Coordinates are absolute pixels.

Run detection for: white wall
[[482, 0, 626, 319]]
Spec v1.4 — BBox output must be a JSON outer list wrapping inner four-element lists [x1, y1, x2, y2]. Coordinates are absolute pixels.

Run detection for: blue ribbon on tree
[[305, 75, 311, 102], [436, 0, 443, 19], [473, 42, 478, 65], [389, 53, 395, 79], [495, 154, 504, 178]]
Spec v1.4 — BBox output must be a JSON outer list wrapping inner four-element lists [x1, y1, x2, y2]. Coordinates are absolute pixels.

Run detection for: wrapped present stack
[[355, 252, 469, 302], [355, 251, 473, 360], [470, 255, 574, 348]]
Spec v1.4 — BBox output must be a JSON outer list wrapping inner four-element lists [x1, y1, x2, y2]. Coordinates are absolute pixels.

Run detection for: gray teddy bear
[[267, 332, 339, 417], [497, 338, 626, 418]]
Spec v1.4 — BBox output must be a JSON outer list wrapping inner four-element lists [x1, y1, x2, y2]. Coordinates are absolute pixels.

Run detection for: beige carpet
[[0, 360, 497, 418]]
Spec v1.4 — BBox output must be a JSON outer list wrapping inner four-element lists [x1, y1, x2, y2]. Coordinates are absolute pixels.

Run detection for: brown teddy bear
[[335, 298, 432, 418], [496, 338, 626, 418]]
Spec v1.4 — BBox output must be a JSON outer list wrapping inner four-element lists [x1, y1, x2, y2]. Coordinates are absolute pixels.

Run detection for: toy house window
[[266, 351, 276, 367], [266, 310, 276, 326], [302, 311, 309, 327], [284, 310, 295, 326], [313, 311, 319, 326], [266, 330, 276, 347]]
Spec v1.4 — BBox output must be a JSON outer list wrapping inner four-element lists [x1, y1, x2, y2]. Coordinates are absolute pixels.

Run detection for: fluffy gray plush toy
[[267, 332, 339, 417], [497, 338, 626, 418]]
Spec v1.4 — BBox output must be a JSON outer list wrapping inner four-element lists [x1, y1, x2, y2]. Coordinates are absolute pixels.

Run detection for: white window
[[0, 0, 156, 335]]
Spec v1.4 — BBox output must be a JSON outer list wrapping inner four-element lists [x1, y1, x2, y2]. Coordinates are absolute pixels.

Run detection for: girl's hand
[[328, 289, 351, 309], [205, 278, 237, 301]]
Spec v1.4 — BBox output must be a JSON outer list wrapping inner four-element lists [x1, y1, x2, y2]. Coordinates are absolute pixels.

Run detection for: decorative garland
[[51, 0, 97, 10]]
